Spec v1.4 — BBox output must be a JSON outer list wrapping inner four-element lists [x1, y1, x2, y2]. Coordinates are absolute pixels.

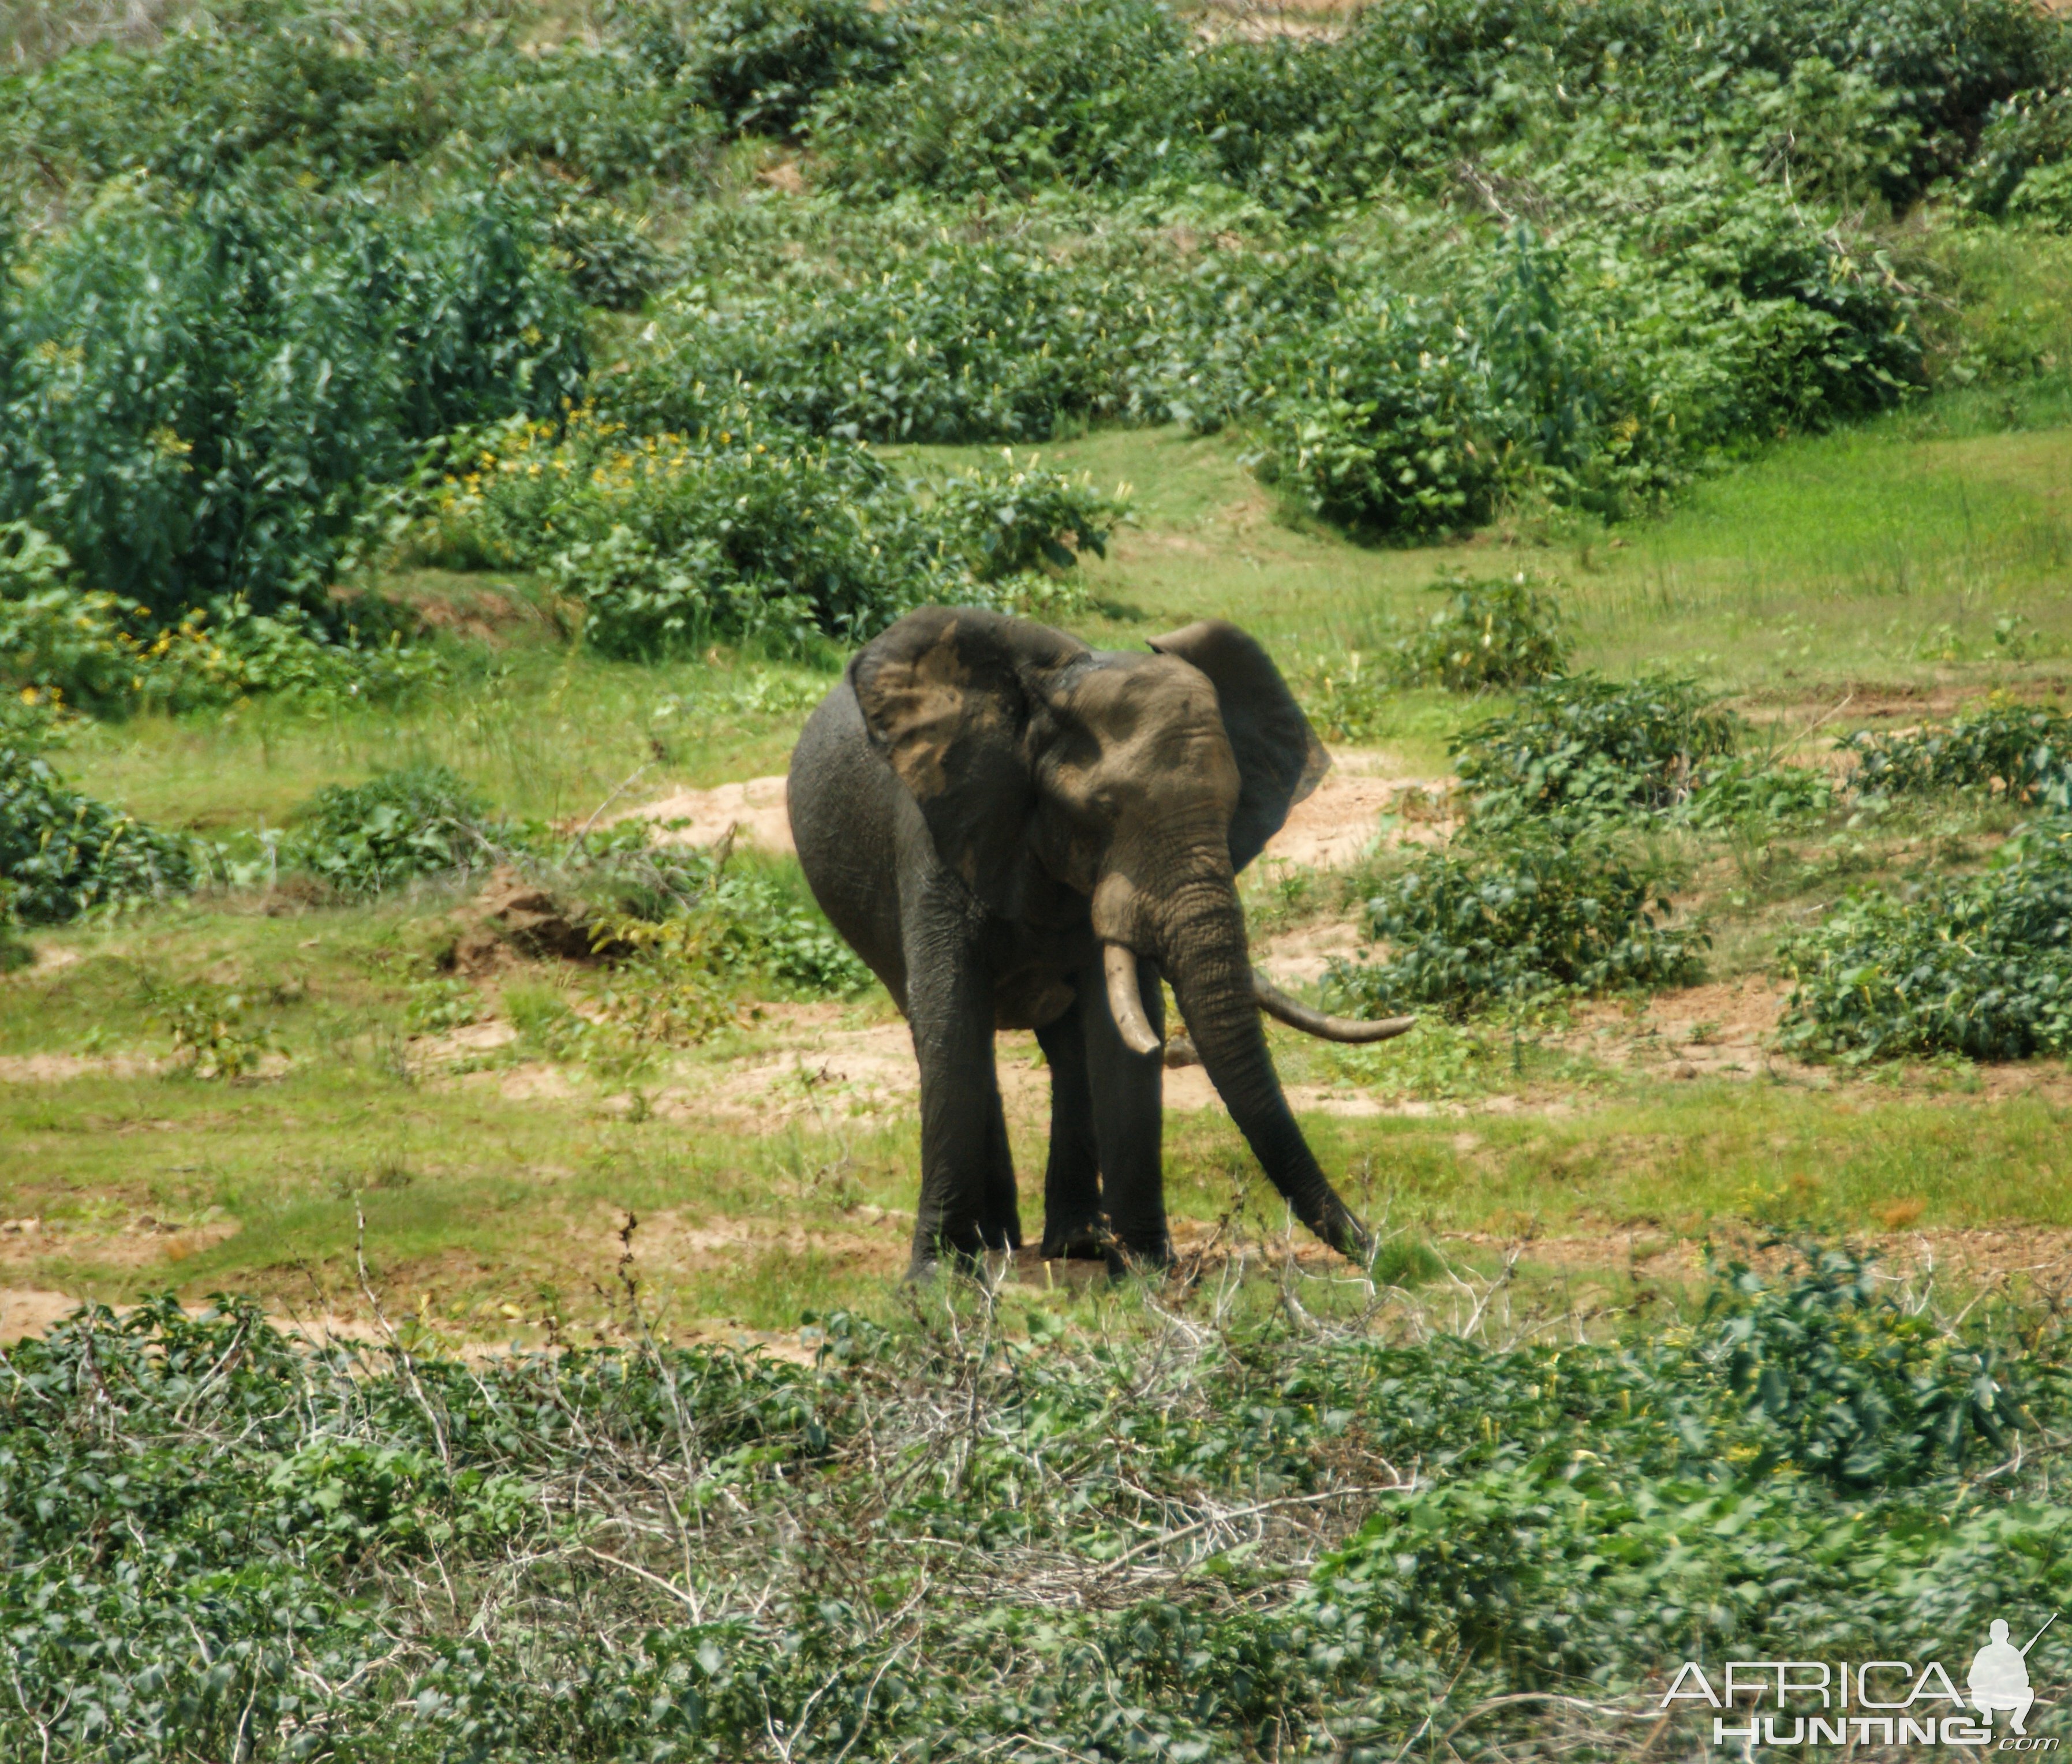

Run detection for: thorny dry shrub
[[4, 1239, 2069, 1761]]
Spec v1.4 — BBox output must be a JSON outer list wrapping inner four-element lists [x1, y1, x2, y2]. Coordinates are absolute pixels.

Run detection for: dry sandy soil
[[616, 745, 1448, 865]]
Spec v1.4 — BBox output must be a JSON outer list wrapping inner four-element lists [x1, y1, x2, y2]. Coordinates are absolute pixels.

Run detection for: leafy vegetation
[[1, 1244, 2061, 1761], [0, 745, 192, 924], [287, 764, 502, 898], [406, 410, 1127, 654], [0, 521, 445, 714], [1844, 698, 2072, 803], [1386, 570, 1570, 692], [1329, 820, 1706, 1014], [1779, 815, 2072, 1061], [8, 0, 2072, 1747], [0, 177, 585, 628], [1453, 674, 1745, 825]]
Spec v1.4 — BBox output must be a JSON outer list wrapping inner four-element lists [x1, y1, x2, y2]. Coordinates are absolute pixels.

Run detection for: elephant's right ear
[[850, 607, 1087, 911]]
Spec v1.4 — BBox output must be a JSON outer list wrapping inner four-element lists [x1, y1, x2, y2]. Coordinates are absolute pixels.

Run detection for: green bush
[[929, 453, 1129, 581], [1385, 570, 1569, 692], [544, 196, 668, 312], [629, 0, 911, 137], [0, 178, 586, 626], [3, 0, 720, 192], [1258, 290, 1503, 537], [288, 765, 502, 897], [0, 521, 444, 712], [1778, 815, 2072, 1061], [628, 230, 1145, 444], [1961, 87, 2072, 222], [1682, 754, 1837, 830], [1325, 820, 1706, 1014], [0, 746, 192, 924], [1842, 700, 2072, 803], [413, 409, 1125, 654], [590, 843, 873, 1038], [421, 408, 938, 653], [1453, 673, 1745, 825], [802, 0, 2057, 212], [6, 1245, 2054, 1761], [809, 0, 1194, 197]]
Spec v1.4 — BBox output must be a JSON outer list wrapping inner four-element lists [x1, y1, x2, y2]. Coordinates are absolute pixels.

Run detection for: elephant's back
[[788, 682, 910, 1008]]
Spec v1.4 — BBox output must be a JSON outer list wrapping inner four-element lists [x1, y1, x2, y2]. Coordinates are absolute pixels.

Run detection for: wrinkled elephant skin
[[788, 606, 1383, 1277]]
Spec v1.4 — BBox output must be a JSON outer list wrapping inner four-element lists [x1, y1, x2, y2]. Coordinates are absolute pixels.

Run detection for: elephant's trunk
[[1151, 877, 1372, 1262]]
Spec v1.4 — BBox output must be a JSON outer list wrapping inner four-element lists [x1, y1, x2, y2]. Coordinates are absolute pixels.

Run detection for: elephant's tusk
[[1253, 973, 1416, 1044], [1103, 943, 1162, 1057]]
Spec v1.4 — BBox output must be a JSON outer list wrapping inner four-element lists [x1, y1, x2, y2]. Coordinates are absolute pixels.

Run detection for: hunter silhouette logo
[[1660, 1615, 2059, 1750], [1970, 1616, 2056, 1738]]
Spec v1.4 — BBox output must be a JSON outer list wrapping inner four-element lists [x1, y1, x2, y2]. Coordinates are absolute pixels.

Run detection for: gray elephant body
[[787, 606, 1386, 1276]]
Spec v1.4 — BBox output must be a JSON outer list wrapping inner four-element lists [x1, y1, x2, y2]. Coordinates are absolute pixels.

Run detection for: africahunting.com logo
[[1660, 1615, 2059, 1751]]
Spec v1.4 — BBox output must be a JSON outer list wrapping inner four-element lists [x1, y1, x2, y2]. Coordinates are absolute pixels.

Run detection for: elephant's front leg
[[1084, 951, 1169, 1268], [1035, 997, 1103, 1258], [902, 892, 1020, 1275]]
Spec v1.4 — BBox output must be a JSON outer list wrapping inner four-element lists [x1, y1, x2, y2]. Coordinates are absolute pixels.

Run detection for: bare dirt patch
[[1557, 978, 1799, 1082], [0, 1288, 83, 1343], [1267, 749, 1452, 870], [613, 743, 1449, 873], [623, 775, 794, 855], [0, 1051, 164, 1082], [1256, 915, 1364, 987], [462, 1062, 581, 1103], [413, 1021, 520, 1067]]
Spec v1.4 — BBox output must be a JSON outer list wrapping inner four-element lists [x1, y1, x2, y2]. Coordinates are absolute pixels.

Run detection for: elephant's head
[[848, 606, 1411, 1261]]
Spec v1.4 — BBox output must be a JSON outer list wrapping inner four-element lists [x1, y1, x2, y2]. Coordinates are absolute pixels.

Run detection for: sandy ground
[[617, 745, 1446, 864]]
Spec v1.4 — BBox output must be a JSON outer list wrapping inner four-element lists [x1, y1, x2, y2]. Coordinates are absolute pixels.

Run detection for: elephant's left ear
[[1149, 619, 1329, 871], [851, 606, 1088, 910]]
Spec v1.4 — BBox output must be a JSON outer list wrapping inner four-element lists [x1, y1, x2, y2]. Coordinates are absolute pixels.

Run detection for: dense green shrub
[[0, 178, 585, 626], [1778, 815, 2072, 1061], [623, 190, 1918, 540], [1963, 86, 2072, 226], [809, 0, 1195, 196], [1843, 700, 2072, 803], [930, 451, 1128, 580], [0, 746, 192, 923], [589, 842, 873, 1035], [1385, 570, 1569, 691], [1682, 753, 1837, 830], [288, 765, 501, 896], [413, 409, 1125, 654], [627, 0, 910, 136], [5, 1245, 2054, 1761], [630, 230, 1145, 444], [1259, 290, 1503, 536], [803, 0, 2058, 210], [1326, 821, 1706, 1014], [1452, 673, 1745, 824], [3, 0, 720, 192], [0, 520, 444, 712], [544, 195, 668, 311]]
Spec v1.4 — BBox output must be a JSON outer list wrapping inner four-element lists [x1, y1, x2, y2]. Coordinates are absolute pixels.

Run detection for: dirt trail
[[617, 745, 1444, 864]]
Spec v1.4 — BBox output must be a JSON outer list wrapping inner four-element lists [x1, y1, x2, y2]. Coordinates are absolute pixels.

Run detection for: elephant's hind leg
[[1036, 999, 1104, 1258]]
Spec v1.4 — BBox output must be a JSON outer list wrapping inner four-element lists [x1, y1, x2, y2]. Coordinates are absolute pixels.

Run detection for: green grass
[[59, 641, 833, 832], [10, 397, 2072, 1334]]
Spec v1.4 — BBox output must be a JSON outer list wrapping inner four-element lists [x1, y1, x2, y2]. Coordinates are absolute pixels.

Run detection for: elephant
[[786, 605, 1413, 1278]]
